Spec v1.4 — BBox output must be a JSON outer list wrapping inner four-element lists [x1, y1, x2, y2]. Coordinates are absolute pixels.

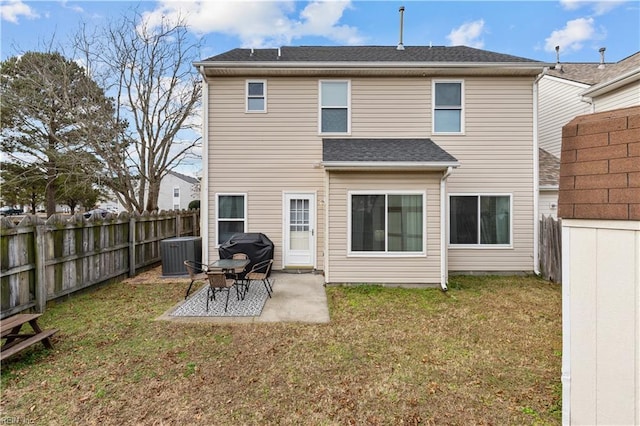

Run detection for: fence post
[[176, 213, 181, 237], [129, 218, 136, 277], [34, 225, 47, 313]]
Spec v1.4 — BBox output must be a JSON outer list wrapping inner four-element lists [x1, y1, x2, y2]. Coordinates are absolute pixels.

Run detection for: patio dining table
[[208, 258, 250, 273], [208, 258, 251, 299]]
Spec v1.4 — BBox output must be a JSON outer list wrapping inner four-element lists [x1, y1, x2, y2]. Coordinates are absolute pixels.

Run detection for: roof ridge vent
[[397, 6, 405, 51]]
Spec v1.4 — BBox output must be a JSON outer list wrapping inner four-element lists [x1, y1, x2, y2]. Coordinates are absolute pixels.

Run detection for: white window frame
[[432, 79, 465, 135], [173, 187, 180, 198], [215, 193, 247, 246], [246, 80, 267, 113], [318, 80, 351, 135], [448, 193, 513, 249], [347, 190, 426, 257]]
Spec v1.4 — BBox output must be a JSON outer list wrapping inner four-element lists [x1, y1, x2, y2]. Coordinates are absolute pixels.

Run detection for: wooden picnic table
[[1, 314, 57, 361]]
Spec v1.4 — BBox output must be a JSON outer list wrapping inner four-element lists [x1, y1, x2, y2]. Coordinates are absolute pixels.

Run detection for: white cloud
[[140, 0, 363, 48], [559, 0, 626, 16], [544, 17, 603, 53], [446, 19, 485, 48], [0, 0, 39, 23]]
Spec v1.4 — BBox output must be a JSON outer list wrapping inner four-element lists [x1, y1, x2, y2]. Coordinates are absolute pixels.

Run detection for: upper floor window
[[433, 80, 464, 134], [350, 192, 425, 254], [217, 194, 246, 245], [449, 194, 511, 246], [320, 80, 350, 134], [246, 80, 266, 112], [173, 187, 180, 198]]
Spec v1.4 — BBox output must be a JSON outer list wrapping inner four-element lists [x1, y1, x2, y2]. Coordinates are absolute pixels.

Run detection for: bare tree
[[74, 10, 202, 213]]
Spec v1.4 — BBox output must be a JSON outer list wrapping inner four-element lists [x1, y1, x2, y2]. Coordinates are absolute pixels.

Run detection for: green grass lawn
[[1, 271, 561, 425]]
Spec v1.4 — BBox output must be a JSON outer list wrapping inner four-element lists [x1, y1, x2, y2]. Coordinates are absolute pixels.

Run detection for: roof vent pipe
[[554, 45, 562, 70], [277, 47, 281, 59], [598, 47, 606, 69], [397, 6, 405, 51]]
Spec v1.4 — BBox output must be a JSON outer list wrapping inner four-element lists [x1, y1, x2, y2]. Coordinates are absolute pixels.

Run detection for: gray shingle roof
[[539, 148, 560, 187], [545, 51, 640, 85], [203, 46, 543, 64], [323, 138, 457, 164]]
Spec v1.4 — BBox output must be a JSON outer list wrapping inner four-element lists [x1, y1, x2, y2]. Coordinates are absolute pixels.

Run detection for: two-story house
[[195, 46, 550, 288]]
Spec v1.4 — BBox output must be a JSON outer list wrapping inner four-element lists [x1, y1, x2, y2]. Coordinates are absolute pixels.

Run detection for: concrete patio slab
[[157, 270, 329, 324]]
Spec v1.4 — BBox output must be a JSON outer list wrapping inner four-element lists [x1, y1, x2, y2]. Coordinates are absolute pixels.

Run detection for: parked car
[[0, 207, 24, 216], [83, 208, 109, 219]]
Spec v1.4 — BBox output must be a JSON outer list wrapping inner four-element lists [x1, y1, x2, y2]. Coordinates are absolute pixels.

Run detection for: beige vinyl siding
[[326, 171, 442, 284], [538, 76, 591, 157], [207, 77, 324, 269], [437, 77, 535, 272], [207, 75, 536, 274], [593, 80, 640, 112]]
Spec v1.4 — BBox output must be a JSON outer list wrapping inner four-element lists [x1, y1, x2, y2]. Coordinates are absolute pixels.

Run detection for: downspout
[[532, 79, 540, 275], [199, 65, 210, 262], [440, 166, 453, 291], [323, 168, 330, 284]]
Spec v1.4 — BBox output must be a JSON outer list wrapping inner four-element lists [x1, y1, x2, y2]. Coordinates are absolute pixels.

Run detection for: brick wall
[[558, 106, 640, 220]]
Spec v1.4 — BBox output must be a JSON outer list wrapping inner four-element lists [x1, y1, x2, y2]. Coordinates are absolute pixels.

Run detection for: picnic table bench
[[1, 314, 57, 361]]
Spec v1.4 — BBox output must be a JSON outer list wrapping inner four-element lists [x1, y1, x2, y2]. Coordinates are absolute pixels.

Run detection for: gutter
[[321, 161, 459, 171], [440, 166, 454, 291], [198, 65, 210, 262]]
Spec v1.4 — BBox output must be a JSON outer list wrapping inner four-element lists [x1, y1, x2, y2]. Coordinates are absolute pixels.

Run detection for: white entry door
[[283, 193, 315, 268]]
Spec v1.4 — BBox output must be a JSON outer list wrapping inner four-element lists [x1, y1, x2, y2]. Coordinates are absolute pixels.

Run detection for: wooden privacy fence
[[0, 210, 200, 318], [539, 215, 562, 283]]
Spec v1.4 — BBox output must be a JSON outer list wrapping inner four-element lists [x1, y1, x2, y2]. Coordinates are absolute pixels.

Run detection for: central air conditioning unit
[[160, 236, 202, 276]]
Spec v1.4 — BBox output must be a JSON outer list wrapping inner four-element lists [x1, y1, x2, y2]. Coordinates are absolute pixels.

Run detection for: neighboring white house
[[157, 171, 199, 211], [537, 50, 640, 219], [99, 170, 199, 212]]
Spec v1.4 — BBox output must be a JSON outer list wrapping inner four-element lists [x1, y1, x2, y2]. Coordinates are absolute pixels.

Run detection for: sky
[[1, 0, 639, 177], [2, 0, 639, 64]]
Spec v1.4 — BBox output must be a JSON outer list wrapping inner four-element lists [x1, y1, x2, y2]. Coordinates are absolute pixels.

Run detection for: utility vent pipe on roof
[[277, 47, 281, 59], [397, 6, 405, 51], [598, 47, 606, 69], [555, 45, 562, 70]]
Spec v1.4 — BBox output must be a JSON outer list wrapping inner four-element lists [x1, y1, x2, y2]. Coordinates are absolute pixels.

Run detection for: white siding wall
[[157, 174, 198, 211], [593, 80, 640, 112], [208, 75, 536, 274], [562, 219, 640, 425], [539, 190, 558, 219], [538, 76, 591, 157], [326, 171, 442, 284]]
